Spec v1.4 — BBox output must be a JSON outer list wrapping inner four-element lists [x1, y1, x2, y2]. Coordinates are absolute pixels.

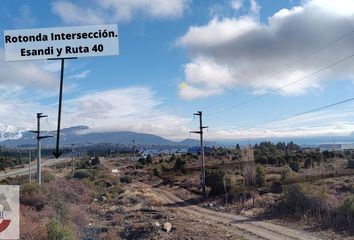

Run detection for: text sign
[[4, 24, 119, 61]]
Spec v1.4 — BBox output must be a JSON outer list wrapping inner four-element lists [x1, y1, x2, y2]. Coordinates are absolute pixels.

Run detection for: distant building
[[319, 143, 354, 152]]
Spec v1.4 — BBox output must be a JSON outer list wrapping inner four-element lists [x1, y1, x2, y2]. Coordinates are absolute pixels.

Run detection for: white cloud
[[52, 0, 190, 24], [0, 50, 57, 90], [230, 0, 244, 11], [249, 0, 260, 16], [52, 1, 104, 25], [208, 102, 354, 139], [0, 85, 191, 139], [68, 70, 91, 80], [59, 87, 191, 139], [177, 0, 354, 99], [178, 16, 259, 48]]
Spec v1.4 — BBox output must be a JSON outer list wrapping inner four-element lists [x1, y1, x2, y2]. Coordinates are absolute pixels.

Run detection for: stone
[[163, 222, 172, 232]]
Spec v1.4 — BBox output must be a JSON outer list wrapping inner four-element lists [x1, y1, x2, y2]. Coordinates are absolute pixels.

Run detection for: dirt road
[[152, 187, 323, 240]]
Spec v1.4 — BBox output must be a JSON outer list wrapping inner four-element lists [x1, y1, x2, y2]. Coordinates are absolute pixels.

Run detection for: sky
[[2, 0, 354, 141]]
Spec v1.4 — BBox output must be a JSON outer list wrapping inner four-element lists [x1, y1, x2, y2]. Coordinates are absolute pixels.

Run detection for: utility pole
[[190, 111, 208, 198], [28, 150, 31, 183], [31, 113, 52, 185], [71, 144, 75, 175], [131, 140, 136, 172]]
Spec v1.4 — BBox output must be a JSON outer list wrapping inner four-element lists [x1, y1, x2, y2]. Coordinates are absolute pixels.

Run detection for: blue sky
[[1, 0, 354, 140]]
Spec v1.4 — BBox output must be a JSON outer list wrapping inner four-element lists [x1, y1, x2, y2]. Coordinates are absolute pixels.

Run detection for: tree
[[174, 157, 187, 174], [289, 161, 300, 172], [168, 153, 176, 162], [206, 170, 226, 196], [146, 154, 153, 164], [304, 158, 314, 169], [255, 165, 266, 187]]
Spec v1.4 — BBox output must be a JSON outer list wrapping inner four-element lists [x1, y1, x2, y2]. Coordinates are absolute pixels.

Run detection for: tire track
[[152, 188, 323, 240]]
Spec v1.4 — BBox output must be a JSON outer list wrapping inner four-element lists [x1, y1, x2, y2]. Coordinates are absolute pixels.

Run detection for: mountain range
[[0, 125, 206, 148]]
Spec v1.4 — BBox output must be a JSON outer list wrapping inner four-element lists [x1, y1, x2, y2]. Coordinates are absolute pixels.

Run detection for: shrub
[[138, 158, 146, 165], [47, 179, 93, 204], [205, 170, 226, 196], [243, 166, 255, 187], [73, 169, 92, 180], [21, 183, 47, 211], [223, 174, 244, 202], [340, 194, 354, 226], [168, 154, 176, 162], [304, 158, 314, 169], [146, 154, 153, 164], [174, 157, 187, 174], [270, 180, 283, 193], [348, 160, 354, 169], [289, 161, 300, 172], [91, 156, 100, 166], [42, 171, 55, 183], [77, 158, 91, 169], [120, 175, 132, 184], [255, 165, 266, 187], [0, 178, 10, 185], [153, 166, 162, 177], [279, 183, 326, 218], [47, 219, 75, 240], [280, 165, 296, 184]]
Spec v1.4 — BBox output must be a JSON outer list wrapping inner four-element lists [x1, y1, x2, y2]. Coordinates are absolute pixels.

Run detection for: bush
[[21, 183, 47, 211], [47, 219, 75, 240], [255, 165, 266, 187], [153, 166, 162, 177], [175, 157, 187, 174], [270, 180, 283, 193], [42, 171, 55, 183], [289, 161, 300, 172], [205, 170, 226, 196], [146, 154, 153, 164], [279, 183, 326, 218], [73, 169, 92, 180], [243, 166, 255, 187], [340, 194, 354, 226], [168, 154, 176, 162], [138, 158, 146, 165], [348, 160, 354, 169], [304, 158, 314, 169], [120, 175, 132, 184], [91, 156, 100, 166], [280, 165, 296, 184], [0, 178, 10, 185]]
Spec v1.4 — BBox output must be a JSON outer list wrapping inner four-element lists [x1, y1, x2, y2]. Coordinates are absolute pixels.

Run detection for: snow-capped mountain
[[0, 123, 29, 142]]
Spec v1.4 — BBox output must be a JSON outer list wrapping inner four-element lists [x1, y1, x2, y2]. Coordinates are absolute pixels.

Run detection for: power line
[[200, 28, 354, 111], [227, 96, 354, 131], [207, 52, 354, 117]]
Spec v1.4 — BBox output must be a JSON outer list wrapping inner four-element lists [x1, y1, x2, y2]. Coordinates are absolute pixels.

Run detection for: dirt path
[[150, 187, 323, 240]]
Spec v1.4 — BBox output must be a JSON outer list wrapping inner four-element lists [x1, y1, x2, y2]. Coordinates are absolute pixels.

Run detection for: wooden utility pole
[[28, 150, 31, 183], [131, 140, 136, 172], [190, 111, 208, 198]]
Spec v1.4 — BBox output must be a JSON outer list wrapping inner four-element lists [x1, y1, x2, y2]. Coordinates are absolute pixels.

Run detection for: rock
[[154, 222, 160, 227], [98, 195, 107, 202], [105, 214, 113, 221], [163, 222, 172, 232]]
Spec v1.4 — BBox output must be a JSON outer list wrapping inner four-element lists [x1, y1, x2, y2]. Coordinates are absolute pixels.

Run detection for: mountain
[[1, 126, 205, 148], [0, 123, 29, 142]]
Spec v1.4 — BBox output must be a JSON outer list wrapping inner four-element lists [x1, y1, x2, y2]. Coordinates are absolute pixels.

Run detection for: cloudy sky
[[2, 0, 354, 141]]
